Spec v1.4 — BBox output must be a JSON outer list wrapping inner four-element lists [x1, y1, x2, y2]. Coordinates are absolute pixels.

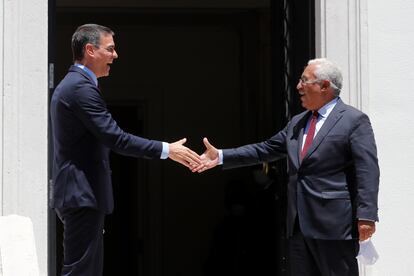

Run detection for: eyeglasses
[[298, 77, 320, 86], [299, 77, 340, 91], [101, 46, 116, 54], [93, 45, 116, 54]]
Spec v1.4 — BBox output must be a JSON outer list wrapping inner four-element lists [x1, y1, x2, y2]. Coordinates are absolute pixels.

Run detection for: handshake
[[168, 137, 219, 173]]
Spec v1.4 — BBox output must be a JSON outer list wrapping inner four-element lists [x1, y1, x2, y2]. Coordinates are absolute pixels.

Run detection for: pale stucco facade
[[0, 0, 49, 275]]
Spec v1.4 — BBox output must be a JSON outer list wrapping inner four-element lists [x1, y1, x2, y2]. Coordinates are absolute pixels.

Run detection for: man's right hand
[[193, 137, 219, 173], [168, 138, 201, 169]]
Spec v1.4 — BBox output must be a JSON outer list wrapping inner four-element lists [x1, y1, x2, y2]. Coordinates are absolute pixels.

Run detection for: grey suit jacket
[[223, 99, 379, 240]]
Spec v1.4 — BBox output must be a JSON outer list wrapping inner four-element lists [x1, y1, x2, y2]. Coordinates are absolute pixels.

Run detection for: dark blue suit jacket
[[50, 66, 163, 214], [222, 99, 379, 240]]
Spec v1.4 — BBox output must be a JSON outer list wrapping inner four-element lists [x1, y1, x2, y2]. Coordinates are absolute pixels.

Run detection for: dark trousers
[[56, 207, 105, 276], [288, 221, 359, 276]]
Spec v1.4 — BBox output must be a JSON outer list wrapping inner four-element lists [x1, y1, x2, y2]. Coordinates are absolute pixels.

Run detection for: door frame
[[48, 2, 315, 275]]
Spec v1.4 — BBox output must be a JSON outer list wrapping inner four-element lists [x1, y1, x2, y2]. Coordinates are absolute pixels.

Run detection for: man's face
[[91, 34, 118, 78], [296, 64, 328, 111]]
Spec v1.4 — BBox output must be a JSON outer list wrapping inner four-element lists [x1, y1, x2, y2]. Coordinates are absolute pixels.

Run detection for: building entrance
[[49, 1, 314, 275]]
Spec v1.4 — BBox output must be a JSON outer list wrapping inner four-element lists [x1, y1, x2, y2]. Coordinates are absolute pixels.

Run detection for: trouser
[[288, 220, 359, 276], [56, 207, 105, 276]]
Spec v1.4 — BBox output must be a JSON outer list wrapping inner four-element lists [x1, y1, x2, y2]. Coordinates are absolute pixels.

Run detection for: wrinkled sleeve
[[72, 85, 162, 159], [222, 124, 288, 169], [350, 114, 380, 221]]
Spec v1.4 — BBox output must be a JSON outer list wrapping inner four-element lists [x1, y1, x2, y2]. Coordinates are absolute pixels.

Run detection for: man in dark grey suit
[[194, 58, 379, 276], [50, 24, 200, 276]]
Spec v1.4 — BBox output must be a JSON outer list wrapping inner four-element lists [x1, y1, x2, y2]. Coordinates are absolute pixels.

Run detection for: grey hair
[[308, 58, 343, 96]]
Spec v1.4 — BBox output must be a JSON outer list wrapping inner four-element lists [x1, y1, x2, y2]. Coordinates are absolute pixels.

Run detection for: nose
[[113, 49, 118, 59], [296, 80, 302, 90]]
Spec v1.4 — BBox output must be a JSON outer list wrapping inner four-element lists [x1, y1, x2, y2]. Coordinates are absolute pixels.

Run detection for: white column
[[0, 0, 4, 218], [315, 0, 369, 112], [0, 0, 48, 275]]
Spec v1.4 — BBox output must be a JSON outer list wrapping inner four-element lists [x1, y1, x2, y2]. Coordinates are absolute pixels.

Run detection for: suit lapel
[[301, 99, 346, 161]]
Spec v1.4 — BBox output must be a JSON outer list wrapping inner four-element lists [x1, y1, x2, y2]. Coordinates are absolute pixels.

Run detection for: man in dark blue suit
[[50, 24, 200, 276], [194, 58, 379, 276]]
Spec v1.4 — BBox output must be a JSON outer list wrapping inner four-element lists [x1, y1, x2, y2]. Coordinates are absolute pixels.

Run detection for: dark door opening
[[49, 2, 315, 275], [104, 103, 147, 275]]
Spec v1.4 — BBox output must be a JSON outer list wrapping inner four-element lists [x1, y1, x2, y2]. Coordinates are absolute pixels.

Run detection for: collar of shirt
[[302, 97, 339, 149], [317, 97, 339, 120], [74, 63, 98, 86]]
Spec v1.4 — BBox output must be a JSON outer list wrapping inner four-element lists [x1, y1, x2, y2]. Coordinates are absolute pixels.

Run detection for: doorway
[[49, 1, 315, 275]]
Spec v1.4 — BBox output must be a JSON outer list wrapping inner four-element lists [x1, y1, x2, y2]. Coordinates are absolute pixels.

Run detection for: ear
[[85, 43, 95, 58], [320, 80, 330, 91]]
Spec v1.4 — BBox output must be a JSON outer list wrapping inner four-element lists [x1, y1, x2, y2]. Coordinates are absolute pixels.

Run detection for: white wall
[[367, 0, 414, 275], [317, 0, 414, 275], [0, 0, 49, 275]]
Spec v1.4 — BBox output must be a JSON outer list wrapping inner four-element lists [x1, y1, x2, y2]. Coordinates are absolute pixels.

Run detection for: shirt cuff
[[358, 218, 375, 222], [218, 149, 223, 165], [161, 142, 169, 159]]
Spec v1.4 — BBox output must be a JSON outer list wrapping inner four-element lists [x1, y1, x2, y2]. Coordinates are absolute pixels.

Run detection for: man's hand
[[193, 138, 219, 173], [358, 220, 376, 241], [169, 138, 201, 169]]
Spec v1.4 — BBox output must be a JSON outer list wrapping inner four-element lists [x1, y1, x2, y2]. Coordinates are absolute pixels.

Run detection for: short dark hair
[[71, 24, 115, 62]]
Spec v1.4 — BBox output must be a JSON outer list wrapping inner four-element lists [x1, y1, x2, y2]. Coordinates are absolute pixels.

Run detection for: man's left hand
[[358, 220, 376, 241]]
